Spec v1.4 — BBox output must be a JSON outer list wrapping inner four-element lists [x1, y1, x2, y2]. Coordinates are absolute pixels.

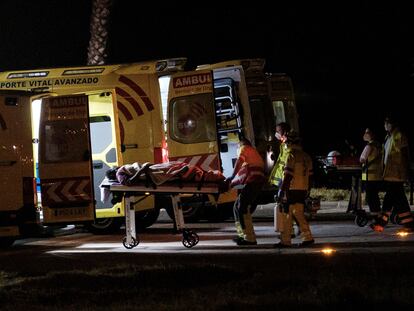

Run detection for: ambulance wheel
[[135, 207, 160, 231], [355, 214, 368, 227], [0, 237, 16, 248], [87, 217, 123, 234], [182, 230, 199, 248], [122, 236, 139, 249]]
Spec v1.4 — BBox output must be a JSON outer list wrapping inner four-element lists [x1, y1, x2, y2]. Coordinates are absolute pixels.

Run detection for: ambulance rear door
[[38, 94, 95, 224], [167, 71, 221, 172], [0, 92, 35, 244]]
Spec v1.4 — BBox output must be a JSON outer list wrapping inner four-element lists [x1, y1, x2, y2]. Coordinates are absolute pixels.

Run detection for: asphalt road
[[2, 218, 413, 270], [2, 207, 414, 310]]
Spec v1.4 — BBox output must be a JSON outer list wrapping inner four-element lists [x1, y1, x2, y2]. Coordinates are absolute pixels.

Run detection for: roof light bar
[[62, 68, 105, 75], [7, 71, 49, 79]]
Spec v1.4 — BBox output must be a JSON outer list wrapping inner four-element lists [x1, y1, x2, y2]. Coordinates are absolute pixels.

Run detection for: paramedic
[[360, 128, 383, 216], [371, 117, 414, 232], [269, 122, 296, 237], [227, 137, 265, 246], [274, 131, 315, 247]]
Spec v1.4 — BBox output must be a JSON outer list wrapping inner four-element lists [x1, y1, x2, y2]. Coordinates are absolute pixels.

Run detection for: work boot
[[232, 236, 243, 243], [369, 223, 384, 232]]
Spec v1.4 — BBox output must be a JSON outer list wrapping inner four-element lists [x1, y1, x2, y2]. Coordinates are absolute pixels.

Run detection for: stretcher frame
[[329, 165, 368, 226], [105, 182, 220, 249]]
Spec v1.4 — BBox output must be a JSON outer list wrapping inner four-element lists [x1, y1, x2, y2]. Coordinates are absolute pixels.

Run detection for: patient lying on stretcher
[[100, 161, 228, 203], [113, 161, 225, 186]]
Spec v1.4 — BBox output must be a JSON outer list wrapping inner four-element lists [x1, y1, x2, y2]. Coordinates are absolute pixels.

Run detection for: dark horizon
[[1, 1, 413, 157]]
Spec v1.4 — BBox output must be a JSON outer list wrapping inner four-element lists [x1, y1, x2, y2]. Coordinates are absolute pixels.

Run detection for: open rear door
[[39, 95, 95, 224], [0, 92, 35, 244], [166, 70, 221, 172]]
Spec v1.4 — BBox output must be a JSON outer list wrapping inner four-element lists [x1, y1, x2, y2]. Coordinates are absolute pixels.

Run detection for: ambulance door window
[[42, 120, 89, 163], [169, 93, 216, 144], [214, 78, 242, 178], [90, 115, 114, 209]]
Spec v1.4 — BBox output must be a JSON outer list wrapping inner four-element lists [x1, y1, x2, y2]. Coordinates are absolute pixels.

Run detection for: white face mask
[[275, 132, 282, 141]]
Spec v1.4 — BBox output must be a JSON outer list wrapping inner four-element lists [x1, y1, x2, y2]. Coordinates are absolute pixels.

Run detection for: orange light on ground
[[321, 248, 336, 255], [396, 231, 409, 237]]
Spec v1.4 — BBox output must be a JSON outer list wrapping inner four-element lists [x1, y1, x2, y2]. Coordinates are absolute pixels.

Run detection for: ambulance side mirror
[[220, 143, 228, 153]]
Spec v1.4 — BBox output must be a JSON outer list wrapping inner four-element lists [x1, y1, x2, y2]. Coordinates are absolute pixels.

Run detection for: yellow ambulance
[[164, 64, 256, 221], [166, 59, 299, 218], [0, 58, 186, 246]]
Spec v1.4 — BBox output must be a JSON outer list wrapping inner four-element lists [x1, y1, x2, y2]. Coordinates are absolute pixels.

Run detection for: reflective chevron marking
[[170, 154, 219, 171], [41, 177, 91, 205], [61, 180, 76, 201], [46, 182, 63, 202], [76, 180, 91, 200]]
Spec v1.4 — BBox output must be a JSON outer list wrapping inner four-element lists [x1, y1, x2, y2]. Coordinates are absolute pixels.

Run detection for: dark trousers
[[363, 181, 382, 213], [233, 183, 262, 229], [380, 181, 413, 228], [382, 182, 410, 214]]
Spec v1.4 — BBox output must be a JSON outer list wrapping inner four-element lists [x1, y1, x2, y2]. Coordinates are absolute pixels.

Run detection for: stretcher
[[101, 180, 221, 249], [317, 157, 368, 227], [337, 165, 369, 227], [326, 165, 368, 226]]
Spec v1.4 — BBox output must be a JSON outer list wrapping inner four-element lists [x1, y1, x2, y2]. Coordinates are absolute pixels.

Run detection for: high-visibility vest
[[383, 129, 409, 182], [268, 142, 290, 187], [361, 141, 382, 181], [230, 145, 265, 188], [283, 145, 313, 191]]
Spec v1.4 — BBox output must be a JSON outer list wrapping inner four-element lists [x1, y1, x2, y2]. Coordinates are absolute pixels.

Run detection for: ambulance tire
[[86, 217, 123, 234], [135, 207, 161, 231], [0, 237, 15, 248]]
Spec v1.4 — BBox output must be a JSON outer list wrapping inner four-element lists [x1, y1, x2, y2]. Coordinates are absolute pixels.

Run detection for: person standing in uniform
[[274, 131, 315, 247], [269, 122, 291, 188], [227, 137, 265, 246], [268, 122, 296, 237], [370, 117, 414, 232], [359, 128, 383, 217]]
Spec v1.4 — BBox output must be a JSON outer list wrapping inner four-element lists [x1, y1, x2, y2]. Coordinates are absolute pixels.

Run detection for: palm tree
[[87, 0, 114, 65]]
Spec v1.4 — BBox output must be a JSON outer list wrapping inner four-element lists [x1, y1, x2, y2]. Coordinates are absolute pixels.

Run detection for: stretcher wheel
[[355, 213, 368, 227], [182, 229, 199, 248], [122, 236, 139, 249]]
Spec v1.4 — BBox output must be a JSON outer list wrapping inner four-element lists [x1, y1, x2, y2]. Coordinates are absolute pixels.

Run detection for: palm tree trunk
[[87, 0, 113, 65]]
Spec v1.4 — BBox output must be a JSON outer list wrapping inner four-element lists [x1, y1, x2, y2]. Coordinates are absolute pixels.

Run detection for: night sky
[[1, 1, 413, 157]]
